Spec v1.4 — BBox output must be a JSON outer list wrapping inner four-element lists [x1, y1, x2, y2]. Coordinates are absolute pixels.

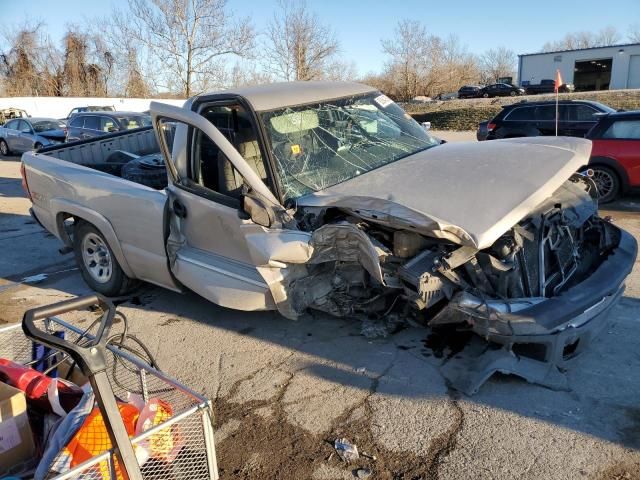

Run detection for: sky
[[3, 0, 640, 75]]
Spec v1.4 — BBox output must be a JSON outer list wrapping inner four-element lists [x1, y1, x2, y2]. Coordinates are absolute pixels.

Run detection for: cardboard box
[[0, 382, 36, 475]]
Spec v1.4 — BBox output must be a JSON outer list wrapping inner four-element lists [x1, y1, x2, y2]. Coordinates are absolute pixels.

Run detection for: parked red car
[[587, 111, 640, 203]]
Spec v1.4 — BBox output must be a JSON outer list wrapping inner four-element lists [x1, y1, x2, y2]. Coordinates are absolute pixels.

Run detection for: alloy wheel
[[81, 232, 113, 284], [592, 169, 615, 200]]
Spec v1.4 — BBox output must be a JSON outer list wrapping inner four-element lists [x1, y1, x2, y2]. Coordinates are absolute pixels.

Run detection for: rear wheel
[[591, 166, 620, 203], [0, 140, 10, 156], [73, 221, 136, 296]]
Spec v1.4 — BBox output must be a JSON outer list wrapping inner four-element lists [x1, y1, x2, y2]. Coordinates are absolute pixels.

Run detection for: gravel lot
[[1, 149, 639, 479]]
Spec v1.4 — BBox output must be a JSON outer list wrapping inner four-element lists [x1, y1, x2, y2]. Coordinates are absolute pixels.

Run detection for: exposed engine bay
[[287, 174, 615, 328]]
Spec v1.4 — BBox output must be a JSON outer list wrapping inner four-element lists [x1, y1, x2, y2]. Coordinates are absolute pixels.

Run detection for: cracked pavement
[[2, 156, 640, 479]]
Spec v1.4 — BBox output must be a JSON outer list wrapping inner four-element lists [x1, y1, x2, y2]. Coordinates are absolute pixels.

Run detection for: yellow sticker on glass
[[291, 144, 301, 155]]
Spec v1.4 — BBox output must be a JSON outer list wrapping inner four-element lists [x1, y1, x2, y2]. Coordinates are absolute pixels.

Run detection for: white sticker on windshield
[[374, 94, 394, 108]]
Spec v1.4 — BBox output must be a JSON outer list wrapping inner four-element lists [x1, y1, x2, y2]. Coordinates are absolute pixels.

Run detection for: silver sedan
[[0, 117, 67, 155]]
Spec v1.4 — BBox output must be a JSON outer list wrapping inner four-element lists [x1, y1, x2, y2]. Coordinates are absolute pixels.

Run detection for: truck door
[[150, 101, 285, 312]]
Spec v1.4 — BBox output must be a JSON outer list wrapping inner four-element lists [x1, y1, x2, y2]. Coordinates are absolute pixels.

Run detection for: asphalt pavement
[[1, 148, 639, 479]]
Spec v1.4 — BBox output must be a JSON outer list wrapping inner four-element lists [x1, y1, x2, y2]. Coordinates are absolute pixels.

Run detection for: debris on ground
[[354, 467, 372, 478], [334, 438, 359, 462], [360, 313, 404, 339]]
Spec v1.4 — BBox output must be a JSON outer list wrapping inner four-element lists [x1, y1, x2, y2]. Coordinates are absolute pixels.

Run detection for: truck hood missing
[[297, 137, 593, 250]]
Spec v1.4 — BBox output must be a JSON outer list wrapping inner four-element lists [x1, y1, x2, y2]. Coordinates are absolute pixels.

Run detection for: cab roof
[[195, 81, 378, 112]]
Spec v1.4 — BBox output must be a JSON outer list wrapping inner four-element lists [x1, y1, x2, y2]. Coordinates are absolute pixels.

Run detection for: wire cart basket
[[0, 295, 219, 480]]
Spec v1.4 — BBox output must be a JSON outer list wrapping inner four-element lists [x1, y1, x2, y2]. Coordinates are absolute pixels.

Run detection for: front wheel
[[73, 221, 136, 296], [591, 166, 620, 203], [0, 139, 10, 156], [510, 91, 517, 96], [482, 93, 489, 98]]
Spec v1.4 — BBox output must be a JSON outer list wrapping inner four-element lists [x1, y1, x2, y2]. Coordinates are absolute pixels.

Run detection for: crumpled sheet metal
[[246, 223, 387, 319]]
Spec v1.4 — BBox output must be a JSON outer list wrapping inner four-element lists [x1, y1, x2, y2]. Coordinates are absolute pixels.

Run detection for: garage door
[[628, 55, 640, 89]]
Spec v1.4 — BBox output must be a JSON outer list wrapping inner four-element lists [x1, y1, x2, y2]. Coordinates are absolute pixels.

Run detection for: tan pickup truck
[[21, 81, 637, 393]]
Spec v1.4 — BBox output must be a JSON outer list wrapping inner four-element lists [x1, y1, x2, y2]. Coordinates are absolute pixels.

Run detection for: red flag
[[554, 69, 563, 92]]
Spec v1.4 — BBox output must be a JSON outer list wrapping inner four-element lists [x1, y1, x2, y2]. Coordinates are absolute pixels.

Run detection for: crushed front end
[[288, 174, 637, 393]]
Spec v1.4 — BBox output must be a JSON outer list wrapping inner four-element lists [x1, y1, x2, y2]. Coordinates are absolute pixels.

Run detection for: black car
[[66, 111, 152, 142], [477, 100, 616, 141], [457, 85, 482, 99], [479, 83, 525, 98]]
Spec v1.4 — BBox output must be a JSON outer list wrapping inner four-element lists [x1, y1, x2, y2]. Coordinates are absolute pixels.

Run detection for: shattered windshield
[[260, 93, 439, 201]]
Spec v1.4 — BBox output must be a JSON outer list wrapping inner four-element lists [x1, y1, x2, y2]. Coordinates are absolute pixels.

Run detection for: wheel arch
[[588, 156, 630, 193], [51, 199, 136, 278]]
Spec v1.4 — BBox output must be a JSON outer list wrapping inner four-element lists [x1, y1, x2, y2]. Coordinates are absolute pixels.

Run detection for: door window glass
[[505, 107, 533, 121], [4, 120, 19, 130], [567, 104, 597, 121], [100, 116, 117, 132], [69, 116, 83, 128], [534, 105, 556, 121], [83, 116, 100, 130], [193, 105, 269, 199], [18, 120, 31, 133], [602, 120, 640, 139]]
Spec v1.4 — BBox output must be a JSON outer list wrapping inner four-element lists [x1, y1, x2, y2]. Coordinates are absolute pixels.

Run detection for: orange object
[[65, 403, 140, 479], [554, 69, 563, 92]]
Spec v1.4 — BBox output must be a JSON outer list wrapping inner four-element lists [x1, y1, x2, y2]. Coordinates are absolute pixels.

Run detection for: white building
[[518, 43, 640, 91]]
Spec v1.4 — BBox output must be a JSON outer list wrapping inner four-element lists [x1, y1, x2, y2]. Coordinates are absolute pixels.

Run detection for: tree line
[[2, 0, 638, 101]]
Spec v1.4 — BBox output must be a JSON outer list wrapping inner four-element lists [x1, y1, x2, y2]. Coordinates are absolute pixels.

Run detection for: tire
[[73, 221, 136, 296], [0, 139, 10, 156], [34, 142, 43, 151], [121, 158, 168, 189], [590, 166, 620, 203], [510, 91, 517, 96], [482, 92, 489, 98]]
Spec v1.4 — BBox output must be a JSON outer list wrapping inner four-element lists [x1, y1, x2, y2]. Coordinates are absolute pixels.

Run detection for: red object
[[0, 359, 82, 413], [591, 138, 640, 187], [20, 162, 32, 200], [487, 122, 497, 132], [554, 69, 563, 93]]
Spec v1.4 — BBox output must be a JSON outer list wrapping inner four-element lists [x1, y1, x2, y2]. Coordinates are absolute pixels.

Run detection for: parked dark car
[[0, 117, 66, 155], [65, 105, 115, 119], [457, 85, 482, 99], [586, 110, 640, 202], [66, 111, 152, 142], [523, 79, 574, 95], [477, 100, 615, 141], [479, 83, 525, 98]]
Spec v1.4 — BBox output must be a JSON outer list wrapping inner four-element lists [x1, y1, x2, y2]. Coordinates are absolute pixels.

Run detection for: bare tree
[[542, 26, 621, 52], [381, 20, 437, 101], [110, 0, 255, 97], [629, 24, 640, 43], [264, 0, 339, 81], [0, 21, 62, 96], [479, 47, 516, 84]]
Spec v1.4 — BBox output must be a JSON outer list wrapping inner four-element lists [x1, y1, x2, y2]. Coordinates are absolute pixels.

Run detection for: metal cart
[[0, 295, 219, 480]]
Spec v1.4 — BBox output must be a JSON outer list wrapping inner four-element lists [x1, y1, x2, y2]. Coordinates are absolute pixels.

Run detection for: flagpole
[[556, 88, 558, 137]]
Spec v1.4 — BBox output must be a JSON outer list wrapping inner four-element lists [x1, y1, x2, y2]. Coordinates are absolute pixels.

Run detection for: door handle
[[173, 199, 187, 218]]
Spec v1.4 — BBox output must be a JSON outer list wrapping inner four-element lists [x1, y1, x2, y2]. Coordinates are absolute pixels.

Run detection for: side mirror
[[243, 193, 275, 228]]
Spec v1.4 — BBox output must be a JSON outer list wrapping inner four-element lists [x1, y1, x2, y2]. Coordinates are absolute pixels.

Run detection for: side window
[[567, 105, 597, 121], [191, 104, 269, 200], [4, 120, 18, 130], [100, 116, 117, 132], [83, 116, 100, 130], [602, 120, 640, 140], [18, 120, 32, 133], [69, 116, 83, 128], [505, 107, 533, 121], [534, 105, 555, 121]]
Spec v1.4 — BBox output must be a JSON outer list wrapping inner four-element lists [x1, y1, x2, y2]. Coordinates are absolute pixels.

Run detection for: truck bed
[[22, 127, 178, 291]]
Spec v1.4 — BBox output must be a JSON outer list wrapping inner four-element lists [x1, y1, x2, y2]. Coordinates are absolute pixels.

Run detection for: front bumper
[[441, 228, 637, 395]]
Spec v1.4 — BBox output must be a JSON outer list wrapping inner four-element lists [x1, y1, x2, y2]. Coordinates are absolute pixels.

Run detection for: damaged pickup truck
[[22, 81, 637, 393]]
